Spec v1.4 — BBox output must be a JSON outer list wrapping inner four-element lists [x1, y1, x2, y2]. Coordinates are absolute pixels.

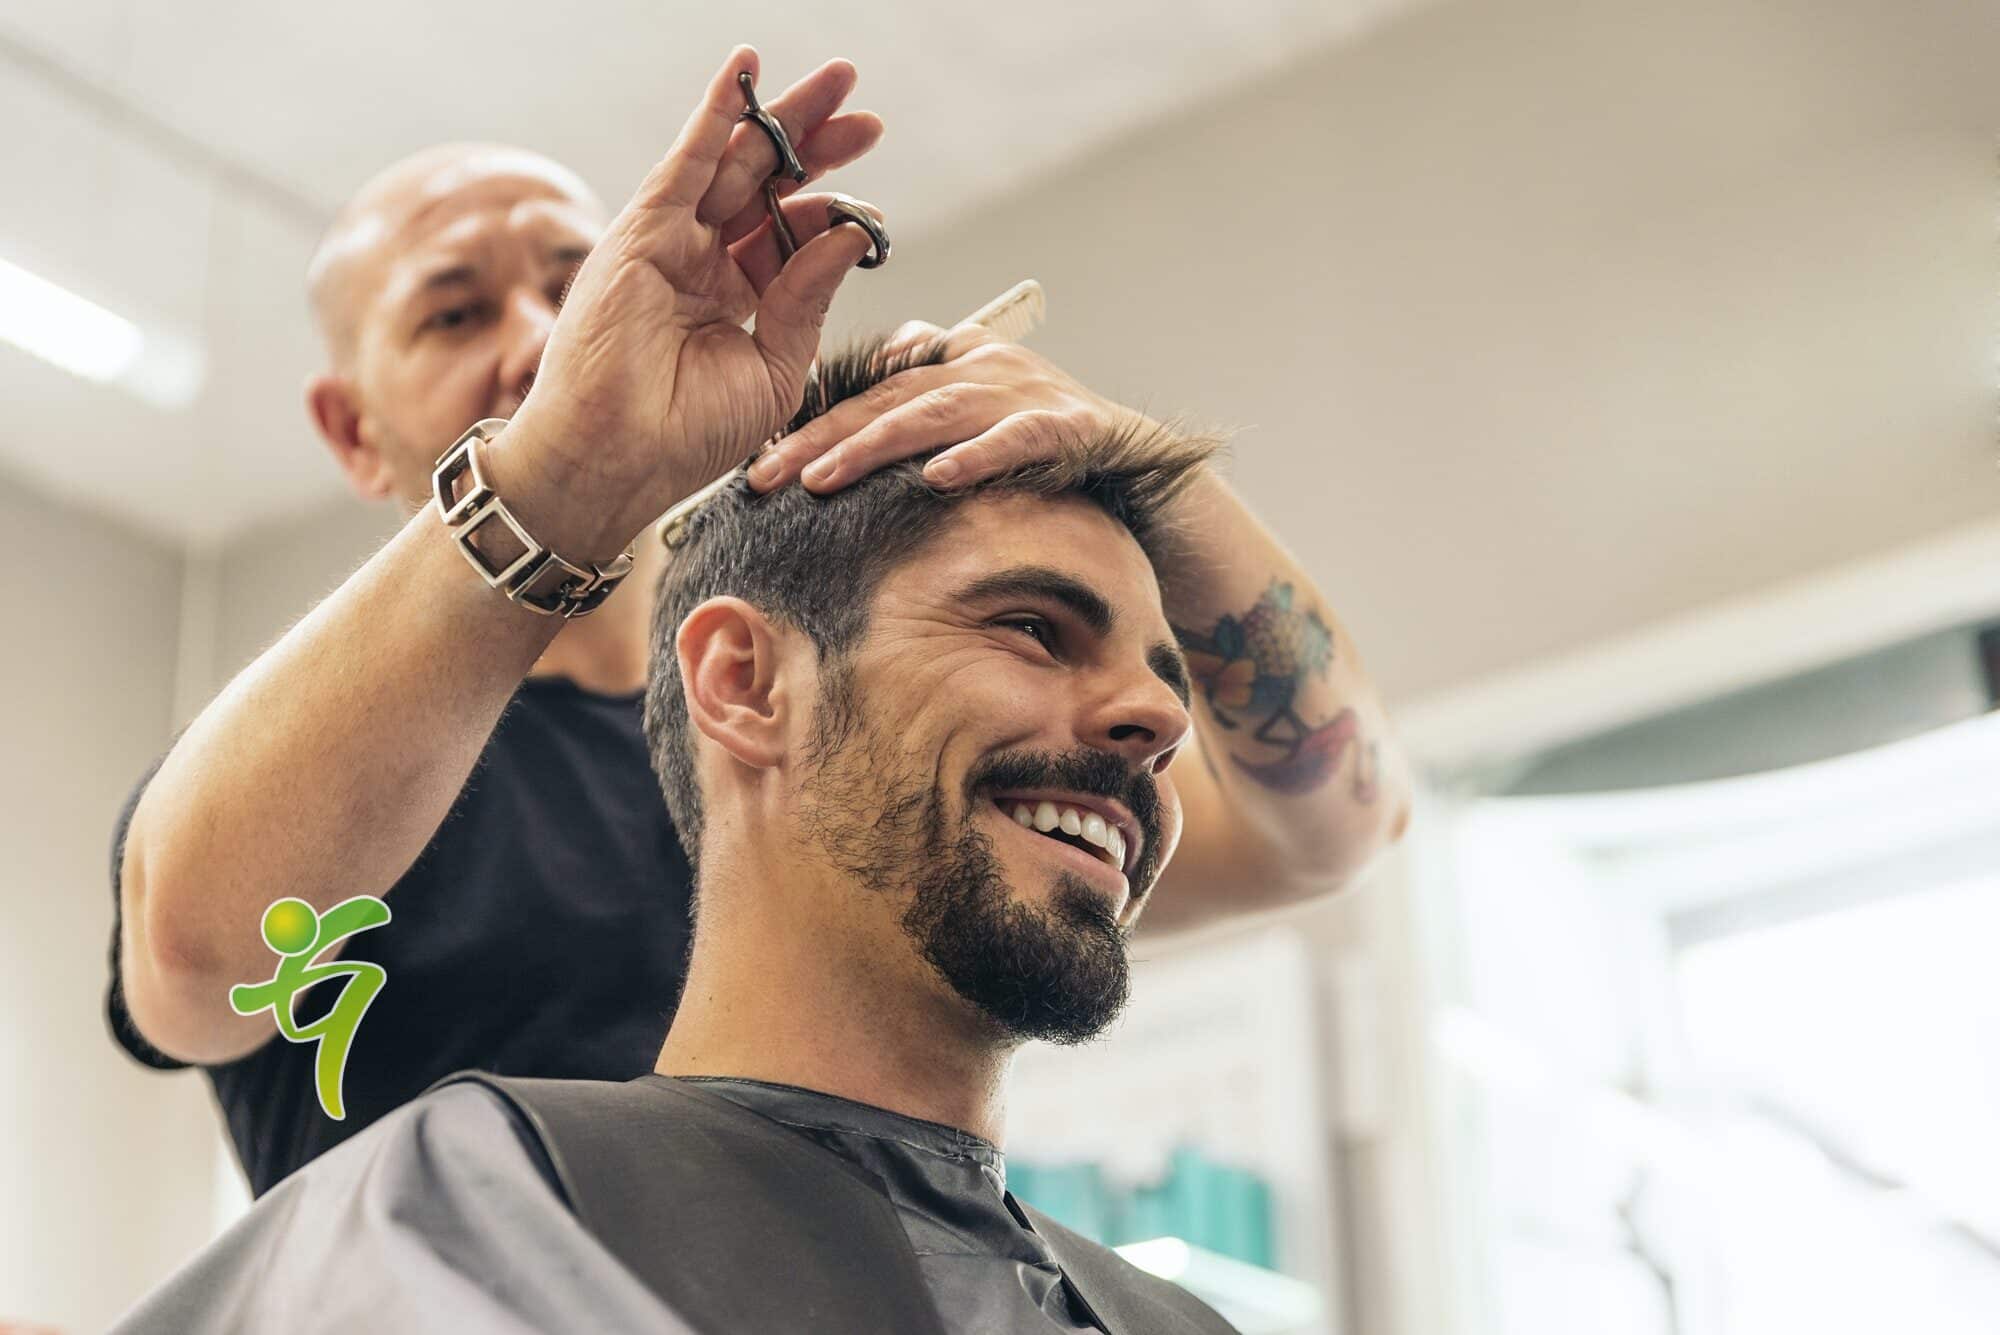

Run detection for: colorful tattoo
[[1175, 581, 1373, 799]]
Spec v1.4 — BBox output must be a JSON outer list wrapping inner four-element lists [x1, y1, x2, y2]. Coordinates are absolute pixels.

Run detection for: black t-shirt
[[103, 675, 695, 1197]]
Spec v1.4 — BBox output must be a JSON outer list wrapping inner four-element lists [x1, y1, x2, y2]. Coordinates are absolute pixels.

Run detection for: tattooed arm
[[1139, 467, 1413, 935]]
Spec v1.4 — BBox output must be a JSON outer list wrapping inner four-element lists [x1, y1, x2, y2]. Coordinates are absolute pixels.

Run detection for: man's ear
[[305, 371, 395, 501], [676, 597, 797, 772]]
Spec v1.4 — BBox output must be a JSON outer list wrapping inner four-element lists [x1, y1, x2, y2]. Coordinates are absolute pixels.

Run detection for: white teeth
[[1000, 797, 1127, 873]]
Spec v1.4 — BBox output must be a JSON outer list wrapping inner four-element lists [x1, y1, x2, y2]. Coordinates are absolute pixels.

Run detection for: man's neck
[[524, 537, 663, 695], [654, 854, 1015, 1145]]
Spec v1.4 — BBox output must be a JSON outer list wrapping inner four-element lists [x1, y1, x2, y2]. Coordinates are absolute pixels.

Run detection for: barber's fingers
[[792, 383, 1022, 493], [634, 47, 760, 211], [748, 323, 1009, 489], [745, 318, 1031, 491], [880, 319, 1002, 361], [879, 320, 948, 363], [938, 321, 1005, 359], [699, 59, 867, 228], [716, 113, 885, 247], [731, 192, 882, 294], [747, 357, 959, 490], [919, 411, 1072, 490], [750, 213, 880, 402]]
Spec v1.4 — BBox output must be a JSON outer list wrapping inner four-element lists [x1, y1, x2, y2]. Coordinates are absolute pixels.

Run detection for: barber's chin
[[982, 799, 1131, 914]]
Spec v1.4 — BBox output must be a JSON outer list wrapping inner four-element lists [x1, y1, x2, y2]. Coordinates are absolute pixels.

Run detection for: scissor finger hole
[[826, 195, 891, 269]]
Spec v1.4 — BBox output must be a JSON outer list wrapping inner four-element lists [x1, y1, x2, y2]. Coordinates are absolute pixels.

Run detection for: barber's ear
[[677, 597, 797, 771], [305, 372, 395, 501]]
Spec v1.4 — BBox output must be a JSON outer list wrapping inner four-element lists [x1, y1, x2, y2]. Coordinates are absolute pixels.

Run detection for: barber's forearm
[[1163, 466, 1413, 886], [121, 498, 561, 1059]]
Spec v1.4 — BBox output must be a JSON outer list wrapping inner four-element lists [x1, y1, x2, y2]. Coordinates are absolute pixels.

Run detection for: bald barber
[[107, 45, 1413, 1196]]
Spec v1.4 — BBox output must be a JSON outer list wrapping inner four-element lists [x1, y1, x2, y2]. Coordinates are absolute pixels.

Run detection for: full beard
[[897, 786, 1131, 1046], [798, 702, 1131, 1046]]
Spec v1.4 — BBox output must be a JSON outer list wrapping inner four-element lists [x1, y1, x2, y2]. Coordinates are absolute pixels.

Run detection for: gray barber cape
[[111, 1073, 1236, 1334], [109, 1082, 690, 1335]]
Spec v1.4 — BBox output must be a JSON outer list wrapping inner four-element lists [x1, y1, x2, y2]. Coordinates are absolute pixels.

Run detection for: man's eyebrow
[[386, 262, 479, 313], [397, 245, 585, 312], [417, 263, 478, 293], [951, 567, 1114, 635]]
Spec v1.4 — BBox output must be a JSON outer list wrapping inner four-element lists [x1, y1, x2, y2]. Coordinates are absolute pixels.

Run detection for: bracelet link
[[431, 419, 634, 619]]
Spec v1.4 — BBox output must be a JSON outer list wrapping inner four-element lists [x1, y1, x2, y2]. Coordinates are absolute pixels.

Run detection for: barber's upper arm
[[104, 757, 200, 1071], [110, 764, 279, 1068]]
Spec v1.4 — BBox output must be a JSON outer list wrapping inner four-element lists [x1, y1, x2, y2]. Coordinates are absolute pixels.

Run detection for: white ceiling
[[0, 0, 1416, 546]]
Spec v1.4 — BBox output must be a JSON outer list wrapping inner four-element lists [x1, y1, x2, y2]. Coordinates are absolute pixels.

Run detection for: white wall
[[0, 479, 217, 1333]]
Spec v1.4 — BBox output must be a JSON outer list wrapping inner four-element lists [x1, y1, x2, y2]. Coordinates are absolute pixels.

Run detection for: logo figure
[[229, 896, 391, 1121]]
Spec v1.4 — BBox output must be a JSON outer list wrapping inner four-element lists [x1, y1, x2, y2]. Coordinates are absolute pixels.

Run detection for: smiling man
[[114, 337, 1244, 1335], [643, 348, 1208, 1072]]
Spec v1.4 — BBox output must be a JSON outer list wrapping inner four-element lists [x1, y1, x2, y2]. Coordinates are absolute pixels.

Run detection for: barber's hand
[[492, 46, 884, 560], [744, 323, 1141, 496]]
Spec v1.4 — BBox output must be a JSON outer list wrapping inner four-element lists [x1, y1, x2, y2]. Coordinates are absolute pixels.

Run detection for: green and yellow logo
[[228, 896, 391, 1120]]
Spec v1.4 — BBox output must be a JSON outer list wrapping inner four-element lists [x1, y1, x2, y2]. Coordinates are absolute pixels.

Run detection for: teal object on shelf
[[1013, 1145, 1276, 1270], [1009, 1161, 1114, 1243]]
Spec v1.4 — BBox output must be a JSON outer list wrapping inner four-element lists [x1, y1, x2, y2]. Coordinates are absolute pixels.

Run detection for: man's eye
[[999, 617, 1058, 651], [422, 304, 479, 333]]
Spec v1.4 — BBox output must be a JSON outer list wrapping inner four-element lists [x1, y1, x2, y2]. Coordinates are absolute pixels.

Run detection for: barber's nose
[[500, 291, 558, 409]]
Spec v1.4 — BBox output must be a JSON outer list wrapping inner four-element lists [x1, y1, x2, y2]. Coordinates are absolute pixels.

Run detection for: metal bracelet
[[431, 419, 635, 618]]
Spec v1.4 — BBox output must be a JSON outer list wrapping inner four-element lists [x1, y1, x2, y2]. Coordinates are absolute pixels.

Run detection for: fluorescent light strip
[[0, 255, 144, 383]]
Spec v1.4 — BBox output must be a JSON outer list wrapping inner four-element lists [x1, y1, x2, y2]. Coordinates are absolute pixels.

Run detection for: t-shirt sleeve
[[103, 752, 191, 1071], [106, 1083, 699, 1334]]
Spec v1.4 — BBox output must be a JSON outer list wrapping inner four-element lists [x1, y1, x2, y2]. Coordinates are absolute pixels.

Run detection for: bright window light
[[1117, 1235, 1192, 1280], [1447, 712, 2000, 1335], [1114, 1236, 1323, 1333], [1678, 875, 2000, 1241], [1670, 876, 2000, 1335], [0, 255, 203, 408]]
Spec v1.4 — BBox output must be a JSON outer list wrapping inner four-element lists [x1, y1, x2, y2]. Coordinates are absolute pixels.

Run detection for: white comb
[[962, 279, 1045, 343]]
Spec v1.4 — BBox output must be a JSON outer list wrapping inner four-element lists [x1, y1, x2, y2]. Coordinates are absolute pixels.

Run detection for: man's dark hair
[[641, 334, 1223, 868]]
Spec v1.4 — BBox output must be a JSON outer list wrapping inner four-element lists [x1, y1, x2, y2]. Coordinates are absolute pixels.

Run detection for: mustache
[[966, 746, 1165, 885]]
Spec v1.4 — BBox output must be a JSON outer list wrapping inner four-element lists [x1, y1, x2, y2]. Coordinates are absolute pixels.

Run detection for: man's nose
[[1095, 675, 1194, 776], [499, 289, 558, 408]]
